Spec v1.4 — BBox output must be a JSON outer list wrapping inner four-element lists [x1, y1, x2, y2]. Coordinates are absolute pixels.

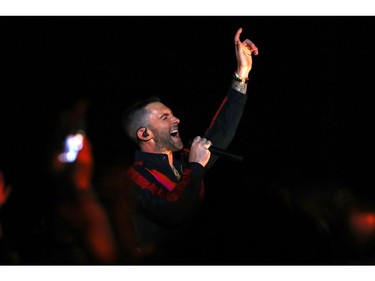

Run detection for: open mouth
[[170, 129, 179, 137]]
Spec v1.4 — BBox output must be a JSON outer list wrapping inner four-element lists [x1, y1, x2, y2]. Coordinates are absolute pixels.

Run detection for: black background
[[2, 16, 375, 264]]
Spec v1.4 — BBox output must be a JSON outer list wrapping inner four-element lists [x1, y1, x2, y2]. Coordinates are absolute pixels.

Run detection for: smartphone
[[58, 131, 85, 163]]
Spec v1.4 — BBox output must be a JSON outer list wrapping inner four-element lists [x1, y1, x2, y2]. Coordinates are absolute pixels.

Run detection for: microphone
[[208, 146, 244, 162], [183, 146, 244, 162]]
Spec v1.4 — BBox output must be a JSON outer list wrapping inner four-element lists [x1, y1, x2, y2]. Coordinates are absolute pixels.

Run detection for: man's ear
[[137, 127, 152, 141]]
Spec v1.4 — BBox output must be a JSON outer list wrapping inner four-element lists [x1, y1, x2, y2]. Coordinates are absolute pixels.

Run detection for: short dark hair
[[122, 95, 161, 143]]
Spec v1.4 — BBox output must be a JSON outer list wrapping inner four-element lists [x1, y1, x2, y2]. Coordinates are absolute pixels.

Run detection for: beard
[[153, 130, 183, 152]]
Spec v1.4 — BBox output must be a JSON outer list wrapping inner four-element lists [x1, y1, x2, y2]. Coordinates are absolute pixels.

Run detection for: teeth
[[170, 129, 178, 134]]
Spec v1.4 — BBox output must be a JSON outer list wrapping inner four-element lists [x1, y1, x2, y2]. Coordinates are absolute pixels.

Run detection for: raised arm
[[202, 28, 259, 168], [234, 27, 259, 79]]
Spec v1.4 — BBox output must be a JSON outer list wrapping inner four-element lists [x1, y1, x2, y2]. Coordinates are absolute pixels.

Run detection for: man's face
[[145, 102, 183, 152]]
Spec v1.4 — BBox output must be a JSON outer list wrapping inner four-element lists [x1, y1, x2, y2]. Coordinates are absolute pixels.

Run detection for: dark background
[[2, 16, 375, 264]]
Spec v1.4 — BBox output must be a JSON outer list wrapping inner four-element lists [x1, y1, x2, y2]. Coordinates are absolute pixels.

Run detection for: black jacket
[[123, 87, 248, 262]]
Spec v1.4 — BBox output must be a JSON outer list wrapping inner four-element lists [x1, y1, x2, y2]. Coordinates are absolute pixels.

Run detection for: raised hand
[[234, 27, 259, 78]]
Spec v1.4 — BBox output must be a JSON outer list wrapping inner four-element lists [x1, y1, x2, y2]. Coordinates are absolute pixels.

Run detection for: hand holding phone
[[56, 130, 93, 190], [58, 131, 85, 163]]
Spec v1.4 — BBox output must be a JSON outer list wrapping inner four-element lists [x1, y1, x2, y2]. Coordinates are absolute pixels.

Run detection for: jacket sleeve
[[204, 87, 248, 169], [124, 162, 205, 227]]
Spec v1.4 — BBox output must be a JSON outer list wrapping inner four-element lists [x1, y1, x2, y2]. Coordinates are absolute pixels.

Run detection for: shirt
[[122, 87, 248, 262]]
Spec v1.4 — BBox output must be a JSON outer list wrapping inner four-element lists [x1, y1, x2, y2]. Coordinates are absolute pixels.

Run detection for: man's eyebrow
[[162, 112, 174, 117], [150, 111, 173, 119]]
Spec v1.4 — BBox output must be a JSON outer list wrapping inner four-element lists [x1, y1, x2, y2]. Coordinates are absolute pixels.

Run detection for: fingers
[[203, 139, 212, 149], [190, 136, 212, 167], [193, 136, 212, 149], [234, 27, 243, 45], [234, 28, 259, 56], [243, 39, 259, 56], [193, 136, 201, 142]]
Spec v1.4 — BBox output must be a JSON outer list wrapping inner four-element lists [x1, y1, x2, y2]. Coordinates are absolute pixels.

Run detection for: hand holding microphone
[[187, 137, 244, 163], [188, 136, 212, 167]]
